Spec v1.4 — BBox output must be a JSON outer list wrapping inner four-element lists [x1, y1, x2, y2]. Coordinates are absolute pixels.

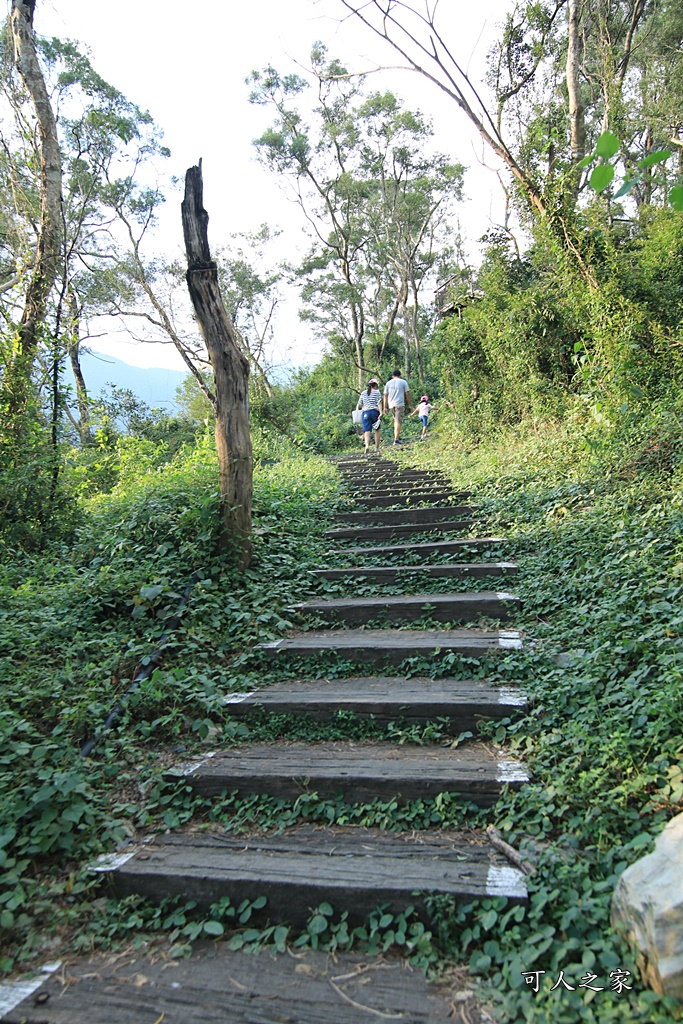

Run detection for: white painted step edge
[[0, 961, 61, 1017]]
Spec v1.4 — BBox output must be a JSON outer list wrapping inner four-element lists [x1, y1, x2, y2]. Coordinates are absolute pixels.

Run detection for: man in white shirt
[[383, 369, 414, 444]]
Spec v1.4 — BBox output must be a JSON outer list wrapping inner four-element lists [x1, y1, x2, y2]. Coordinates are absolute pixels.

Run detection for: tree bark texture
[[566, 0, 586, 163], [67, 293, 91, 444], [9, 0, 63, 391], [181, 162, 253, 568]]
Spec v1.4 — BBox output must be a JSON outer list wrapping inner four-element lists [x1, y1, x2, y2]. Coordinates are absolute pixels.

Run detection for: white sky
[[29, 0, 514, 371]]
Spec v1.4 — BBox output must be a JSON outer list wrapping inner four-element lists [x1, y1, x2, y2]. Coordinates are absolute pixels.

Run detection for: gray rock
[[611, 812, 683, 1000]]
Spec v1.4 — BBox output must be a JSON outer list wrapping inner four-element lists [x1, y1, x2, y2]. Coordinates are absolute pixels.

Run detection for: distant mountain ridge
[[65, 351, 189, 411]]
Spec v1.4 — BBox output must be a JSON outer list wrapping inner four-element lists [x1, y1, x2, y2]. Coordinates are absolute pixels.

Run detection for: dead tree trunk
[[8, 0, 63, 407], [181, 162, 253, 568]]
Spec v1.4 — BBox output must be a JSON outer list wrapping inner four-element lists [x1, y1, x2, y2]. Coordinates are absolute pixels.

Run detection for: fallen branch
[[328, 978, 404, 1019], [486, 825, 537, 875]]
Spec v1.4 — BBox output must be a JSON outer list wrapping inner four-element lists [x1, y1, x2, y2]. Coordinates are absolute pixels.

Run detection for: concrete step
[[329, 537, 508, 559], [102, 826, 528, 925], [295, 590, 520, 626], [169, 741, 529, 806], [222, 675, 528, 729], [335, 504, 476, 525], [0, 947, 459, 1024], [325, 519, 479, 542], [258, 627, 522, 666], [310, 562, 519, 583]]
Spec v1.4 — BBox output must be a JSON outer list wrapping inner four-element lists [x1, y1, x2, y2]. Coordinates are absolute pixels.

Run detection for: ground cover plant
[[1, 399, 682, 1024], [0, 426, 343, 971], [397, 402, 683, 1023]]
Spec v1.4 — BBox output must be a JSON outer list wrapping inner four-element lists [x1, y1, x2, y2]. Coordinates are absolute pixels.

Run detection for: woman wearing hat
[[356, 378, 382, 452]]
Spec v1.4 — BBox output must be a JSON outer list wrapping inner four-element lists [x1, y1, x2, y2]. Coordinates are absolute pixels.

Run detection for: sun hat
[[421, 395, 429, 402], [368, 377, 379, 385]]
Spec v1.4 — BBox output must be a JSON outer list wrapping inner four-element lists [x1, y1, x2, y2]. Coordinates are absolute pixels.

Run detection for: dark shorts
[[421, 415, 429, 427], [362, 409, 380, 431]]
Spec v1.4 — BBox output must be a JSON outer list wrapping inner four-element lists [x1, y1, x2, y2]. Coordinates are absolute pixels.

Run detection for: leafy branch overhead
[[582, 130, 683, 209]]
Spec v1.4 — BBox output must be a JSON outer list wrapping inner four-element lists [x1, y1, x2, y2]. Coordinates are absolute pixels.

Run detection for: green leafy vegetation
[[1, 2, 683, 1022]]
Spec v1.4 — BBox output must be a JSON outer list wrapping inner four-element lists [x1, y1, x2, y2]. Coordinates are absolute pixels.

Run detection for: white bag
[[352, 409, 363, 425]]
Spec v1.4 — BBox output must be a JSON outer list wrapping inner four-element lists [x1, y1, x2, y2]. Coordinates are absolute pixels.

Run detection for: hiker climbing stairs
[[94, 451, 529, 1003]]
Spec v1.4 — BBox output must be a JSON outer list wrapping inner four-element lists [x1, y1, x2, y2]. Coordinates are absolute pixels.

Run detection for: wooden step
[[330, 537, 507, 558], [0, 947, 460, 1024], [335, 504, 476, 524], [325, 519, 478, 542], [295, 590, 520, 625], [347, 484, 454, 497], [311, 562, 519, 582], [170, 741, 529, 806], [258, 628, 522, 665], [101, 826, 528, 924], [340, 472, 448, 484], [336, 458, 436, 468], [350, 492, 465, 508], [223, 675, 528, 729]]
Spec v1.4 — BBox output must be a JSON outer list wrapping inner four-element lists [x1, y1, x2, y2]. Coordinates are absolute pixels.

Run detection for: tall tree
[[250, 46, 462, 386], [249, 52, 370, 387], [0, 26, 173, 439], [5, 0, 62, 410]]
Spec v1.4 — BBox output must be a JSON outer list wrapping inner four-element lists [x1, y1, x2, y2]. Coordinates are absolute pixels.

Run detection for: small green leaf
[[577, 152, 596, 168], [0, 828, 16, 849], [203, 920, 224, 936], [670, 185, 683, 211], [590, 165, 615, 193], [595, 131, 620, 159], [638, 150, 671, 169], [308, 914, 329, 935], [613, 175, 642, 198], [481, 909, 498, 929]]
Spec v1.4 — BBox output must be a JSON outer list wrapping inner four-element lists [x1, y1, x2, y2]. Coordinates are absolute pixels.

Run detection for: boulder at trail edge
[[611, 811, 683, 1000]]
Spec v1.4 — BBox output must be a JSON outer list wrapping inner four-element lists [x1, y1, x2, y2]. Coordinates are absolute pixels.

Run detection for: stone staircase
[[50, 452, 530, 1021]]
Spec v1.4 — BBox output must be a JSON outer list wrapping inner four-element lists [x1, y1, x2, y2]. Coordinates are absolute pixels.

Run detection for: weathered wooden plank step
[[325, 519, 478, 542], [311, 562, 518, 582], [330, 537, 508, 558], [295, 590, 520, 625], [258, 628, 522, 665], [335, 504, 476, 524], [340, 471, 449, 484], [348, 484, 454, 497], [0, 947, 460, 1024], [170, 741, 528, 806], [351, 492, 465, 508], [223, 675, 527, 728], [339, 463, 445, 473], [101, 826, 528, 924]]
